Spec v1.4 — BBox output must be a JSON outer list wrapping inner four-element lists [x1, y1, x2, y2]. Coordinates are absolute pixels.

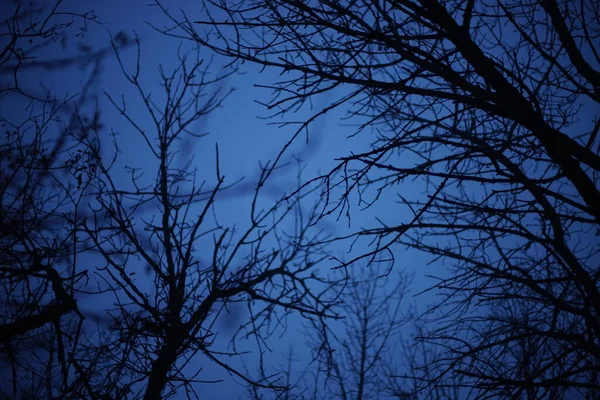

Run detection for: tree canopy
[[165, 0, 600, 397], [2, 0, 599, 398]]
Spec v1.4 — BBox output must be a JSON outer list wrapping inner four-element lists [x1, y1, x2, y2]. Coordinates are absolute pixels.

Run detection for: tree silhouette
[[68, 34, 339, 399], [0, 2, 107, 397], [162, 0, 600, 397], [1, 2, 341, 399], [243, 264, 417, 400], [301, 265, 413, 400], [260, 265, 466, 400]]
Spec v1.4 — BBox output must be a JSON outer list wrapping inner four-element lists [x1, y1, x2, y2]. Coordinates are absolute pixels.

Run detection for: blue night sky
[[4, 1, 437, 398], [11, 1, 598, 399]]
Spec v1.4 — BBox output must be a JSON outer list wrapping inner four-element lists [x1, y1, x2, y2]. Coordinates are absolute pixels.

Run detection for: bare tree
[[157, 0, 600, 397], [263, 264, 413, 400], [72, 35, 340, 399], [260, 269, 468, 400], [0, 1, 107, 397]]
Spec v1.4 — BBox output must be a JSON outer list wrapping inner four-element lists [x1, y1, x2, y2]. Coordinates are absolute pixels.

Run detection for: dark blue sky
[[3, 1, 467, 398], [88, 2, 435, 398], [4, 0, 600, 398]]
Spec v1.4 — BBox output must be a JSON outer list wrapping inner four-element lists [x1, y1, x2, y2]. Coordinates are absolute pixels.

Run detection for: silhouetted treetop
[[159, 0, 600, 397]]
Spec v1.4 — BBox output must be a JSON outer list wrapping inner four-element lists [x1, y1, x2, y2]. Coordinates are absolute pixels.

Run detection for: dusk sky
[[4, 0, 598, 399], [4, 1, 436, 398]]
